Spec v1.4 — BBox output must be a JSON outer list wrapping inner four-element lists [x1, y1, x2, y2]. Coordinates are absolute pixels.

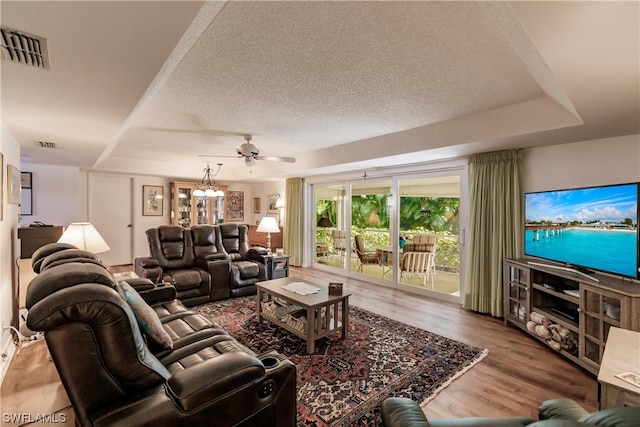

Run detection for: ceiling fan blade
[[255, 155, 296, 163]]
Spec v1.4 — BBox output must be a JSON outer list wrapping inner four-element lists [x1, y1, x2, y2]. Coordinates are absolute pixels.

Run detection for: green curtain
[[464, 150, 522, 317], [283, 177, 304, 266]]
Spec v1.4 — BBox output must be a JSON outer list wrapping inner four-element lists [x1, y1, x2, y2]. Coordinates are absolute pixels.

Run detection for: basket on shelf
[[286, 310, 307, 333], [261, 300, 303, 321], [286, 309, 331, 334], [261, 301, 287, 321]]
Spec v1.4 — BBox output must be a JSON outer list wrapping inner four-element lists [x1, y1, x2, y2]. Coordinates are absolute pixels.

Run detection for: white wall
[[1, 125, 22, 383], [252, 181, 287, 227], [522, 134, 640, 192], [20, 163, 80, 227]]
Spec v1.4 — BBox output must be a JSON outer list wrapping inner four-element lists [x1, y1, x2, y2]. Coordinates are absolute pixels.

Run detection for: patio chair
[[331, 230, 348, 260], [400, 251, 436, 288], [316, 242, 330, 262], [400, 235, 437, 288], [354, 234, 379, 273]]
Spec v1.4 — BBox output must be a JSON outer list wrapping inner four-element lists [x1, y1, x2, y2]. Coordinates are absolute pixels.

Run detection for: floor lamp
[[317, 216, 333, 261], [317, 216, 333, 242], [257, 216, 280, 254]]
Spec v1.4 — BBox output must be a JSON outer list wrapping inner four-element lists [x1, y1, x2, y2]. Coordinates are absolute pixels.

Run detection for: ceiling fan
[[200, 135, 296, 167]]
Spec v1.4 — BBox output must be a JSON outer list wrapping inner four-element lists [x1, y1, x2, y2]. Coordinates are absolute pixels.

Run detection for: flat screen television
[[524, 182, 639, 279]]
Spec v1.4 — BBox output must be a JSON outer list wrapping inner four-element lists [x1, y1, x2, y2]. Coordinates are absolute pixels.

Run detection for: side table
[[264, 254, 290, 280], [597, 327, 640, 409]]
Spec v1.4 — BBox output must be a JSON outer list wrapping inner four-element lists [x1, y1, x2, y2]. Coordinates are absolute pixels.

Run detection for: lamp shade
[[58, 222, 111, 253], [317, 216, 333, 228], [257, 216, 280, 233]]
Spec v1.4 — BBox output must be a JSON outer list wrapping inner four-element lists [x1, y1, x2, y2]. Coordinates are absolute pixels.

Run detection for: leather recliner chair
[[381, 397, 640, 427], [26, 247, 297, 427], [136, 225, 229, 306], [218, 223, 268, 298]]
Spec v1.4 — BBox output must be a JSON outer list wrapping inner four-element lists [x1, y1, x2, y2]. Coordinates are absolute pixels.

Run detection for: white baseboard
[[0, 335, 18, 386]]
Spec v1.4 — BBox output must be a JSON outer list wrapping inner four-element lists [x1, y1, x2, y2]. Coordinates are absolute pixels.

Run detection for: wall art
[[227, 191, 244, 221], [7, 164, 21, 205], [143, 185, 163, 216], [267, 194, 280, 213], [20, 172, 32, 215]]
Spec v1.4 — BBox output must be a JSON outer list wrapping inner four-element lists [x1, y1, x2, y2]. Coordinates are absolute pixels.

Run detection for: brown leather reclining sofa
[[26, 243, 297, 427], [134, 224, 268, 305]]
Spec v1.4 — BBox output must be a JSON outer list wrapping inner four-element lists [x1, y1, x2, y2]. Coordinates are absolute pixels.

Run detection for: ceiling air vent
[[1, 26, 50, 69], [35, 141, 57, 149]]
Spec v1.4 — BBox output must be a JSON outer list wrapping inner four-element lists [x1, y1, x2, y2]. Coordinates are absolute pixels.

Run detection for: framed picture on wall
[[254, 197, 261, 213], [142, 185, 163, 216], [267, 194, 279, 213], [20, 172, 32, 216], [7, 164, 21, 205], [227, 191, 244, 221]]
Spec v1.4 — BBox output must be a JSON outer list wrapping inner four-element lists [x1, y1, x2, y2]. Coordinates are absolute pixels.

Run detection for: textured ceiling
[[2, 1, 638, 183]]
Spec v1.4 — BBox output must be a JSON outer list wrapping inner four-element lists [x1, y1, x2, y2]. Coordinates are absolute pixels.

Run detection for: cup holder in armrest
[[260, 356, 280, 369]]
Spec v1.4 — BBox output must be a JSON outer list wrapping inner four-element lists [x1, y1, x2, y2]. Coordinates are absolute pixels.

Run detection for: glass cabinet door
[[177, 187, 192, 227], [212, 194, 225, 223], [194, 196, 209, 225], [580, 284, 624, 368], [505, 263, 530, 327], [171, 183, 193, 227]]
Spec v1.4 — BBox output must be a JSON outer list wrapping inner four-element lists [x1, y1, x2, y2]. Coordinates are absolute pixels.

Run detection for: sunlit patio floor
[[316, 254, 460, 295]]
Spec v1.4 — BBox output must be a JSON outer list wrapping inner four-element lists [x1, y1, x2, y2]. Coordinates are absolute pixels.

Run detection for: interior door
[[89, 174, 133, 266]]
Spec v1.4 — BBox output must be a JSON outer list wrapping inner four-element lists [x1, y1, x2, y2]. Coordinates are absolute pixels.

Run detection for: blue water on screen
[[525, 229, 638, 277]]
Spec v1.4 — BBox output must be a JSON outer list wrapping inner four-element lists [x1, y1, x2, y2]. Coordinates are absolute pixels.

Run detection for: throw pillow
[[116, 280, 173, 350]]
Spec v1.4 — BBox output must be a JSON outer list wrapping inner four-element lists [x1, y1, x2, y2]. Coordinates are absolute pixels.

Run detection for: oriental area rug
[[197, 297, 488, 427]]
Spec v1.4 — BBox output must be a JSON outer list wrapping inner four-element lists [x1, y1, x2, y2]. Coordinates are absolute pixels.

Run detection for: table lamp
[[257, 216, 280, 253], [58, 222, 111, 253]]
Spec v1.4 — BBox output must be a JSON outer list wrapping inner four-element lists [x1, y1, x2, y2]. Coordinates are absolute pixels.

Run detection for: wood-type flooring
[[1, 266, 598, 425]]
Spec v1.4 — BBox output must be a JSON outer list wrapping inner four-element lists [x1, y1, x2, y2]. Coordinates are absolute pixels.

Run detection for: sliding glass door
[[314, 184, 347, 268], [349, 180, 393, 284], [310, 163, 465, 301], [398, 175, 462, 297]]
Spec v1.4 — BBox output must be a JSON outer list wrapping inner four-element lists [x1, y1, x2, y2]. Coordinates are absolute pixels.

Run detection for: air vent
[[1, 27, 50, 69], [35, 141, 57, 149]]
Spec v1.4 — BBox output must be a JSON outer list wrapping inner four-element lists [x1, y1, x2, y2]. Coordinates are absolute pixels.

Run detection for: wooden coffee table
[[256, 276, 350, 354]]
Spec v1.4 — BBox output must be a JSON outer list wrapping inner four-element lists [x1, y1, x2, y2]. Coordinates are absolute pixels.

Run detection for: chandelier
[[193, 163, 225, 197]]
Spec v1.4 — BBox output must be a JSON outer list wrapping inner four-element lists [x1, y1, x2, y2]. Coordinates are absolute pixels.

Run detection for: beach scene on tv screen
[[525, 184, 638, 277]]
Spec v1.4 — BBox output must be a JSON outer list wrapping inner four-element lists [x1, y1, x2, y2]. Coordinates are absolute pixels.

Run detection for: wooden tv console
[[503, 258, 640, 375]]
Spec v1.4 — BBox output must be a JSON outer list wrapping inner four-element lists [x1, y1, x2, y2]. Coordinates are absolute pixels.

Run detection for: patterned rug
[[197, 297, 487, 427]]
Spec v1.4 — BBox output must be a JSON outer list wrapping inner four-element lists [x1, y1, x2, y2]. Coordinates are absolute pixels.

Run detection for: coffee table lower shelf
[[256, 277, 350, 354]]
